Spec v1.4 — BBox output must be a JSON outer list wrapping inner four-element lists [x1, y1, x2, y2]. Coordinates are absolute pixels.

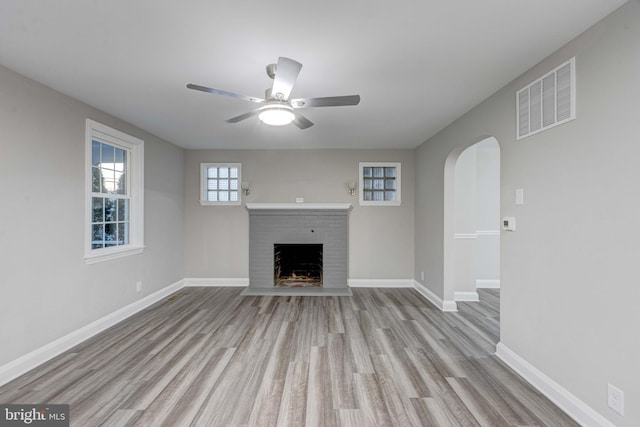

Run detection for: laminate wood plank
[[370, 353, 419, 426], [327, 333, 356, 409], [305, 346, 336, 427], [0, 287, 579, 427], [352, 373, 393, 426], [276, 361, 309, 427]]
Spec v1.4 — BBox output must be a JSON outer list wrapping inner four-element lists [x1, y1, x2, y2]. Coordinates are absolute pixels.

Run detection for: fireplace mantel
[[245, 203, 351, 211]]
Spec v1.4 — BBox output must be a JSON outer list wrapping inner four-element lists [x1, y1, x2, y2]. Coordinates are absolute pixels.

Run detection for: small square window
[[200, 163, 242, 206], [359, 162, 401, 206]]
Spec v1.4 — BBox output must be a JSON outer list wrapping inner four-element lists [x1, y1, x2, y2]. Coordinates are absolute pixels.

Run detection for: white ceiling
[[0, 0, 627, 150]]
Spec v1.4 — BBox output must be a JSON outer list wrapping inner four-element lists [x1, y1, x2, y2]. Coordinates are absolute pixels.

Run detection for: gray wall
[[415, 2, 639, 425], [0, 65, 185, 367], [184, 149, 415, 280]]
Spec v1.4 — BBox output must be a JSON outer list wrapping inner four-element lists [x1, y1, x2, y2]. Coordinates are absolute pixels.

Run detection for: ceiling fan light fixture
[[258, 104, 295, 126]]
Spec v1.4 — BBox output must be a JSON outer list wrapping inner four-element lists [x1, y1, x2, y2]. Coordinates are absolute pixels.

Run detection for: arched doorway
[[443, 137, 500, 306]]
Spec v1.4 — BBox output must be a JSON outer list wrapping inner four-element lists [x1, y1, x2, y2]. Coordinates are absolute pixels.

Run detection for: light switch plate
[[515, 188, 524, 205]]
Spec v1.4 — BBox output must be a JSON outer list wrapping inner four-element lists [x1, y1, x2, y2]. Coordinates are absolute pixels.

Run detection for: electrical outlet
[[136, 281, 142, 293], [296, 197, 304, 203], [608, 383, 624, 415]]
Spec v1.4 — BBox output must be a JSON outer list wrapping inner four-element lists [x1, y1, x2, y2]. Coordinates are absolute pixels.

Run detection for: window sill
[[199, 200, 242, 206], [84, 246, 145, 264], [359, 201, 402, 207]]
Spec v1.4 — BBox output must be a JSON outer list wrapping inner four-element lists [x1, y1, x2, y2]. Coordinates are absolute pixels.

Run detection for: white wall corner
[[495, 342, 616, 427], [476, 279, 500, 289], [0, 279, 184, 388], [183, 278, 249, 287], [454, 291, 480, 302], [348, 279, 414, 288], [413, 281, 458, 312]]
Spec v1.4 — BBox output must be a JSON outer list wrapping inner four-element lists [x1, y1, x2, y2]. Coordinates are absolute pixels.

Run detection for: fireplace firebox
[[274, 244, 323, 287]]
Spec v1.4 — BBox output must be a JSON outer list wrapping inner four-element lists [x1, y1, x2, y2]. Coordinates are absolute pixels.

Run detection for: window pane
[[230, 179, 238, 190], [363, 191, 373, 201], [104, 223, 117, 246], [363, 179, 373, 190], [373, 167, 384, 178], [115, 148, 126, 172], [92, 197, 104, 223], [363, 167, 372, 178], [116, 172, 126, 195], [92, 141, 101, 166], [207, 179, 218, 190], [103, 168, 116, 193], [219, 168, 229, 178], [384, 179, 396, 190], [207, 191, 217, 201], [219, 191, 229, 201], [385, 167, 396, 178], [101, 144, 115, 164], [92, 224, 104, 248], [118, 199, 129, 221], [219, 179, 229, 190], [230, 167, 238, 178], [373, 179, 384, 190], [384, 191, 396, 201], [230, 191, 239, 202], [92, 167, 102, 193], [118, 223, 129, 245], [105, 198, 117, 222], [207, 167, 218, 178], [373, 191, 384, 201]]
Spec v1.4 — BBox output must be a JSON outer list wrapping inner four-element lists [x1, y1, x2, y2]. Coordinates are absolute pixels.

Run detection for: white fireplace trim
[[245, 203, 352, 210]]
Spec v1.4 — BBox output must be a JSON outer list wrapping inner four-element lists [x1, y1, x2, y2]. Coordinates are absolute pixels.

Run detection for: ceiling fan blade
[[293, 114, 314, 129], [187, 83, 264, 103], [225, 109, 260, 123], [270, 57, 302, 101], [290, 95, 360, 108]]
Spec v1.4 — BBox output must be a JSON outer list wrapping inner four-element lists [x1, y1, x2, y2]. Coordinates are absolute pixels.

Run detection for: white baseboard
[[413, 281, 457, 312], [454, 291, 480, 302], [0, 279, 184, 388], [476, 279, 500, 289], [184, 277, 249, 287], [495, 342, 615, 427], [348, 279, 414, 288]]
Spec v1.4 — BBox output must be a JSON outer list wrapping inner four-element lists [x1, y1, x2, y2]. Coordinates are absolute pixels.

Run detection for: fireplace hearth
[[274, 244, 323, 287]]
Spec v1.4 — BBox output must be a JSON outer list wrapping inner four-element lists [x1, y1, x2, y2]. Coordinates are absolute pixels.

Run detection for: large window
[[359, 162, 402, 206], [85, 119, 144, 263], [200, 163, 242, 206]]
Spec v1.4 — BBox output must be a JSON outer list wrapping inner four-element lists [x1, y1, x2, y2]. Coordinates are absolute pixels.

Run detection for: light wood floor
[[0, 288, 578, 426]]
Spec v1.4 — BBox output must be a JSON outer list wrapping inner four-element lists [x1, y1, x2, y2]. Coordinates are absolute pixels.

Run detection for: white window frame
[[85, 119, 144, 264], [200, 163, 243, 206], [359, 162, 402, 206]]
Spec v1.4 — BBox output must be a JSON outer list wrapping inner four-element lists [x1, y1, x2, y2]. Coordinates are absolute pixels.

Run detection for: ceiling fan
[[187, 57, 360, 129]]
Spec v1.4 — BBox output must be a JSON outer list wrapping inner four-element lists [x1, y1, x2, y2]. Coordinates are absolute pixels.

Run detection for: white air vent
[[517, 57, 575, 140]]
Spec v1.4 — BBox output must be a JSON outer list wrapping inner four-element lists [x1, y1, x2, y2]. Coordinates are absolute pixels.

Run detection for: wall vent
[[517, 57, 575, 140]]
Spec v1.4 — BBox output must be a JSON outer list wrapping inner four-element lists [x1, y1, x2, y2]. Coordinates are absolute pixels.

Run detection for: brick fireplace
[[243, 203, 352, 296]]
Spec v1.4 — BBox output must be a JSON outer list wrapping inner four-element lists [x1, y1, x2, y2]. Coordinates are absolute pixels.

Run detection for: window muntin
[[85, 119, 144, 263], [200, 163, 242, 205], [359, 162, 401, 206]]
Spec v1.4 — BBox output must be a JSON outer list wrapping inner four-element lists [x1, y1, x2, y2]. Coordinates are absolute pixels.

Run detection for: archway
[[443, 137, 500, 307]]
